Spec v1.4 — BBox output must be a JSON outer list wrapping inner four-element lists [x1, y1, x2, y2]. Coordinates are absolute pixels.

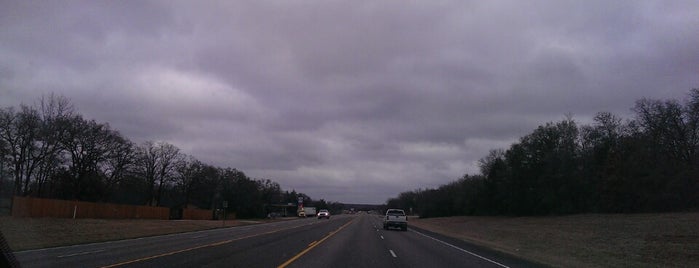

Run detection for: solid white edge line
[[411, 229, 510, 268], [57, 249, 105, 258], [389, 249, 397, 258]]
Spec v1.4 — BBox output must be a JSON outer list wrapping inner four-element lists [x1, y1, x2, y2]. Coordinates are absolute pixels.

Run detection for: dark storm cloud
[[2, 0, 698, 204]]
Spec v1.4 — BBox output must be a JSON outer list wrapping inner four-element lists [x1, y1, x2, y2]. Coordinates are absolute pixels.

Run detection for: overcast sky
[[1, 1, 698, 204]]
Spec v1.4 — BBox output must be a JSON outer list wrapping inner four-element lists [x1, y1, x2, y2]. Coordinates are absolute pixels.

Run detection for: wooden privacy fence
[[12, 196, 180, 220], [182, 208, 214, 220]]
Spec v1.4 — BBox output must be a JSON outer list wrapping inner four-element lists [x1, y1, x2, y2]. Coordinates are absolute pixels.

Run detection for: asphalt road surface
[[14, 213, 541, 268]]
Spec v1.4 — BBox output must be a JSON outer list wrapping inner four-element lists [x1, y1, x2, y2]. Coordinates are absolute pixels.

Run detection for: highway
[[14, 213, 540, 268]]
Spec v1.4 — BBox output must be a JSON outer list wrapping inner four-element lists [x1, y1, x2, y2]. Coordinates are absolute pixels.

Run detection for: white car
[[317, 209, 330, 219]]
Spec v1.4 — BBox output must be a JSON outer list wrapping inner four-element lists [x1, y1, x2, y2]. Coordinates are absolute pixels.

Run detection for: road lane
[[14, 217, 348, 267], [286, 213, 395, 268], [277, 218, 355, 268], [381, 222, 505, 267], [287, 213, 541, 268], [15, 213, 540, 268], [108, 217, 354, 268]]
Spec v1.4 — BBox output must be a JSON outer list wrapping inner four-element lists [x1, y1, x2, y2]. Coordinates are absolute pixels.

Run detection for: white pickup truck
[[383, 209, 408, 231]]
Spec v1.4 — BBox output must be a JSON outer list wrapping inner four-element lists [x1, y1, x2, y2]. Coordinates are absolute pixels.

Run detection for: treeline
[[0, 94, 316, 218], [388, 89, 699, 217]]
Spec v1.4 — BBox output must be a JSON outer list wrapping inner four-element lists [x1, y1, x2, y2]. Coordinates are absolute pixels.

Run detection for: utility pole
[[222, 201, 228, 227]]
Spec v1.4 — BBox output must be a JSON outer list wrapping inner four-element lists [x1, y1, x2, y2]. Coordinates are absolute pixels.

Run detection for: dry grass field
[[410, 212, 699, 268], [0, 216, 263, 251]]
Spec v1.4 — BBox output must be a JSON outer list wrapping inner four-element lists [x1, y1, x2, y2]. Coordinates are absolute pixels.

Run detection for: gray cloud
[[2, 0, 698, 204]]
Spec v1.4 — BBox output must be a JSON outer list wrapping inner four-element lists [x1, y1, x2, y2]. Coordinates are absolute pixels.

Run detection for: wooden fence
[[182, 208, 214, 220], [12, 196, 170, 220]]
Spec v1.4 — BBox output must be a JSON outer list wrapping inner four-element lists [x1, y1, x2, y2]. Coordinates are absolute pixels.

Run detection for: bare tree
[[33, 94, 74, 197], [99, 131, 134, 202], [0, 94, 75, 197], [135, 141, 158, 205], [175, 155, 203, 208], [0, 106, 41, 196], [0, 133, 9, 196], [135, 141, 181, 206], [634, 98, 694, 163], [478, 149, 505, 177], [154, 142, 181, 206], [59, 116, 121, 200]]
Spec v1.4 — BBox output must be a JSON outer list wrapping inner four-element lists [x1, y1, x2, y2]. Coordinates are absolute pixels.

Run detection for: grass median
[[0, 216, 274, 251], [410, 212, 699, 267]]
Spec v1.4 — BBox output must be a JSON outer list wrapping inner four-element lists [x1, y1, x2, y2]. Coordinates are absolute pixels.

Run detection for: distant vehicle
[[383, 209, 407, 231], [317, 209, 330, 219], [297, 207, 317, 217], [301, 207, 316, 217]]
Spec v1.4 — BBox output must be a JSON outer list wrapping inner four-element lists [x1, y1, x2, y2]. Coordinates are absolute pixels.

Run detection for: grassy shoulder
[[0, 216, 279, 251], [410, 212, 699, 268]]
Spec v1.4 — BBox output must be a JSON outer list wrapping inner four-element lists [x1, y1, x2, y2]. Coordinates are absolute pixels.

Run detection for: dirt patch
[[0, 216, 285, 251], [410, 212, 699, 268]]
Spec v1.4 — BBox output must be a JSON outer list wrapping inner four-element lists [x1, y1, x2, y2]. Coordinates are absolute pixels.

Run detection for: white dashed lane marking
[[389, 250, 397, 258]]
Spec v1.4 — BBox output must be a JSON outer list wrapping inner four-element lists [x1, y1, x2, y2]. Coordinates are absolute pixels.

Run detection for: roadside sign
[[222, 201, 228, 227]]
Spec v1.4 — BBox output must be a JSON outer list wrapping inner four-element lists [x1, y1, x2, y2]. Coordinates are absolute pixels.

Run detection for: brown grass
[[0, 216, 268, 251], [410, 212, 699, 268]]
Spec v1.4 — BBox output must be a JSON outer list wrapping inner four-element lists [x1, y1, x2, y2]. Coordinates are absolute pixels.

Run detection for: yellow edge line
[[277, 218, 355, 268], [100, 227, 292, 268]]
